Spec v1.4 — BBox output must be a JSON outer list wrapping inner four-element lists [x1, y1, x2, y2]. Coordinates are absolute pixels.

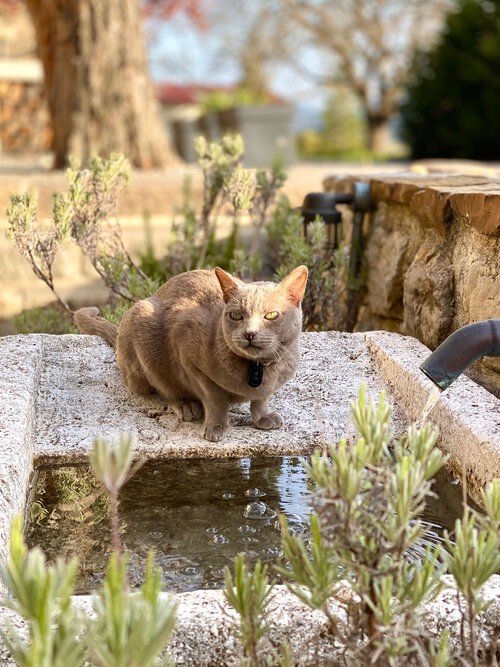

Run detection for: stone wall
[[324, 170, 500, 396], [0, 79, 52, 153]]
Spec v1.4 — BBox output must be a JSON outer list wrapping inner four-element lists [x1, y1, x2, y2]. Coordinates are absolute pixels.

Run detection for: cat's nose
[[245, 331, 257, 342]]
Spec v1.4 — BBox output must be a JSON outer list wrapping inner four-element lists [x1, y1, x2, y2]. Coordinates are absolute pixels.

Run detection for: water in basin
[[25, 456, 468, 594]]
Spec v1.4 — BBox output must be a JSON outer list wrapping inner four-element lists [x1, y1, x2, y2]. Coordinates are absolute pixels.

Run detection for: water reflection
[[26, 457, 313, 594], [25, 456, 469, 595]]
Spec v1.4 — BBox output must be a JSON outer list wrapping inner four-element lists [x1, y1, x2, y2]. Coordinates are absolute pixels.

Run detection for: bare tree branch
[[279, 0, 452, 150]]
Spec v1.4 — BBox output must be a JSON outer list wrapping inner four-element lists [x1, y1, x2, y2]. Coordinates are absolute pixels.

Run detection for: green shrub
[[0, 436, 176, 667], [7, 137, 362, 335], [400, 0, 500, 160], [224, 387, 500, 664]]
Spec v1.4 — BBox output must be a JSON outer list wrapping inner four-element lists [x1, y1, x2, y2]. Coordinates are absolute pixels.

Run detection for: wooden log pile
[[0, 80, 52, 152]]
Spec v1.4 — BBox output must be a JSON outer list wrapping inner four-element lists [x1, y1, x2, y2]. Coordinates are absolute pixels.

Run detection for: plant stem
[[468, 590, 478, 667], [109, 489, 123, 567]]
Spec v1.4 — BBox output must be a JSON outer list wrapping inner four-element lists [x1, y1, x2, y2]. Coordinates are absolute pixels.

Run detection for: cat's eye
[[229, 311, 243, 321], [264, 311, 279, 321]]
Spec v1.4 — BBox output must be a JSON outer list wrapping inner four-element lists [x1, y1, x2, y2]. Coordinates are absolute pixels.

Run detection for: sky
[[145, 11, 329, 130]]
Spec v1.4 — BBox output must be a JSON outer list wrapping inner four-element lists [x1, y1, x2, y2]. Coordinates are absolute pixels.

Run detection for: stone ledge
[[365, 331, 500, 508], [0, 578, 499, 665], [0, 332, 407, 468], [0, 331, 498, 543], [324, 171, 500, 235]]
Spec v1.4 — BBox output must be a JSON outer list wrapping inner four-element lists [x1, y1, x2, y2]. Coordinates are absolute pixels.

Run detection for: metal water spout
[[419, 319, 500, 390]]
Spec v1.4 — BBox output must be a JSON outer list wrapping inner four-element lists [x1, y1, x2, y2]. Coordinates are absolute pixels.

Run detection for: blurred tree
[[201, 1, 292, 104], [298, 85, 366, 158], [10, 0, 202, 169], [279, 0, 451, 153], [400, 0, 500, 160], [321, 86, 366, 156]]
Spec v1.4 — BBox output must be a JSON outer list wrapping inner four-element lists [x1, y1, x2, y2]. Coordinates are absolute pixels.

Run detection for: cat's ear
[[278, 265, 308, 307], [215, 267, 241, 303]]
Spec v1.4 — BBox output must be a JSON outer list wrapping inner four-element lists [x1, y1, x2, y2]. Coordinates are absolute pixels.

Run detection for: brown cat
[[74, 266, 308, 441]]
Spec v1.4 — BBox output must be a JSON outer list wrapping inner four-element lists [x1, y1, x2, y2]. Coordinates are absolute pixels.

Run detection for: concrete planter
[[217, 105, 296, 167], [0, 331, 499, 664], [170, 105, 295, 166]]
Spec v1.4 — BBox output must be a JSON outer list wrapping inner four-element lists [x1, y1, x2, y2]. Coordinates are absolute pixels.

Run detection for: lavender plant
[[279, 387, 447, 663], [0, 517, 84, 667], [164, 136, 287, 280], [444, 480, 500, 665], [224, 387, 500, 665], [7, 191, 72, 314], [7, 139, 336, 335], [7, 155, 159, 329], [266, 198, 338, 330], [224, 554, 275, 666], [0, 436, 176, 667]]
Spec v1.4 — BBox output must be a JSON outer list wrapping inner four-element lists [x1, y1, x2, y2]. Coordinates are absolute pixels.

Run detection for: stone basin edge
[[0, 331, 499, 665]]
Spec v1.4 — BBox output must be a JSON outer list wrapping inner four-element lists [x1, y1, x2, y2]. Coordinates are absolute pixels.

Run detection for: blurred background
[[1, 0, 499, 170]]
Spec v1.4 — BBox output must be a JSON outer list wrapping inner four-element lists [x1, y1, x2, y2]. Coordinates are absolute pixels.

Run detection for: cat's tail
[[73, 307, 118, 348]]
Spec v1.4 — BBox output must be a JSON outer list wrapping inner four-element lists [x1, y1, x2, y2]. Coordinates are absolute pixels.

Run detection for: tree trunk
[[26, 0, 179, 169], [367, 118, 390, 155]]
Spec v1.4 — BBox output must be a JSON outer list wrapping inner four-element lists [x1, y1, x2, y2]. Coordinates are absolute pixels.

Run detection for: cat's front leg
[[201, 396, 230, 442], [170, 400, 203, 422], [250, 399, 283, 431]]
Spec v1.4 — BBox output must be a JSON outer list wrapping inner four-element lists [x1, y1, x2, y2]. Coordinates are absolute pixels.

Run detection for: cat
[[73, 266, 308, 442]]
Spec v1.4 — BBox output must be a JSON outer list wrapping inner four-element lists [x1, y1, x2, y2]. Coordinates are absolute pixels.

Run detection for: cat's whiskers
[[213, 338, 233, 363], [267, 340, 292, 365]]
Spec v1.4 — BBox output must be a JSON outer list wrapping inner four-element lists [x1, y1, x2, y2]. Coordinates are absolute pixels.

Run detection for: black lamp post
[[300, 182, 371, 282], [299, 182, 372, 331]]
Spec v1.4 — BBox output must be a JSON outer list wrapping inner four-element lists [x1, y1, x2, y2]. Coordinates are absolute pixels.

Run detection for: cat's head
[[215, 266, 308, 362]]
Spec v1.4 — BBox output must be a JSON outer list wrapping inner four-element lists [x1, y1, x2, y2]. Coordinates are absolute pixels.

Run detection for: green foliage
[[7, 138, 345, 335], [277, 513, 340, 616], [89, 434, 141, 498], [55, 155, 155, 302], [267, 198, 339, 330], [14, 306, 77, 335], [400, 0, 500, 159], [445, 510, 500, 607], [223, 388, 462, 663], [161, 136, 287, 281], [0, 517, 85, 667], [7, 192, 71, 314], [283, 388, 446, 660], [0, 436, 176, 667], [297, 87, 367, 160], [443, 480, 500, 664], [6, 155, 157, 332], [89, 434, 144, 557], [88, 553, 176, 667], [224, 554, 275, 666]]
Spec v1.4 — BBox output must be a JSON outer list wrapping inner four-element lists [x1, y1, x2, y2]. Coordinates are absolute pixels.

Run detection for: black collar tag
[[247, 361, 264, 387]]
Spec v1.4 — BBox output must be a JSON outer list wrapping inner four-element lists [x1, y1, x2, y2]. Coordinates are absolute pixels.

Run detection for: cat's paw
[[254, 412, 283, 430], [204, 423, 226, 442], [172, 400, 203, 422], [147, 407, 166, 419]]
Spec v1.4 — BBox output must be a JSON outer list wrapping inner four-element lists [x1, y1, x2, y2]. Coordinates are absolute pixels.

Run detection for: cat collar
[[247, 360, 264, 387]]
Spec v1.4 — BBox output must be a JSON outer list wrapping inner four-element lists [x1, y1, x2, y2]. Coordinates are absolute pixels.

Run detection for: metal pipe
[[419, 319, 500, 390], [347, 182, 371, 286]]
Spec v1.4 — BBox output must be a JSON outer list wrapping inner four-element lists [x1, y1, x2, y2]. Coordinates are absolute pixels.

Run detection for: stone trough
[[0, 331, 499, 664]]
